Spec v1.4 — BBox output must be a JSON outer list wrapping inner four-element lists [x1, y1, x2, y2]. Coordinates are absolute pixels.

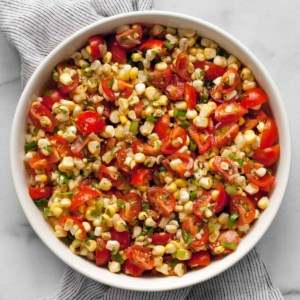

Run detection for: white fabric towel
[[0, 0, 284, 299]]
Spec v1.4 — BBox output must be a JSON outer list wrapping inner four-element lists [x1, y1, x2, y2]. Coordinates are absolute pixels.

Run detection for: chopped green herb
[[200, 94, 209, 103], [117, 199, 125, 208], [266, 169, 272, 175], [143, 224, 153, 235], [24, 141, 37, 152], [82, 68, 93, 77], [58, 172, 69, 185], [127, 54, 136, 67], [188, 178, 200, 187], [87, 156, 96, 162], [87, 232, 96, 240], [163, 194, 170, 199], [221, 126, 228, 134], [66, 232, 75, 241], [146, 116, 158, 123], [146, 73, 152, 82], [174, 110, 187, 117], [180, 121, 190, 130], [164, 41, 174, 51], [189, 140, 197, 152], [228, 152, 236, 160], [43, 145, 52, 154], [159, 166, 167, 173], [200, 70, 205, 77], [129, 121, 139, 135], [243, 204, 250, 212], [59, 107, 68, 114], [113, 252, 124, 264], [142, 202, 150, 212], [225, 184, 237, 195], [237, 158, 243, 167], [60, 192, 74, 197], [108, 78, 114, 88], [205, 81, 212, 88], [43, 89, 52, 97], [222, 241, 237, 251], [91, 182, 99, 189], [170, 259, 179, 267], [183, 230, 194, 245], [189, 191, 198, 200], [83, 147, 88, 156], [34, 198, 48, 207], [43, 207, 50, 216], [228, 212, 239, 228]]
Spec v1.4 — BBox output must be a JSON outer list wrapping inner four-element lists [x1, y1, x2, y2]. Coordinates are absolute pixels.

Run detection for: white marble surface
[[0, 0, 299, 299]]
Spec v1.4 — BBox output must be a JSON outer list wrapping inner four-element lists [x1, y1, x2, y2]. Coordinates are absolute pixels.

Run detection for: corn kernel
[[258, 196, 270, 210]]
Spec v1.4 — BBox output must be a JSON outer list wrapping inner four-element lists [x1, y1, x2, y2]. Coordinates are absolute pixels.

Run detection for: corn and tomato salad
[[24, 23, 280, 277]]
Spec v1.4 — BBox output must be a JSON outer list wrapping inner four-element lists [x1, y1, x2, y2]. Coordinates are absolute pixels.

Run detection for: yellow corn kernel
[[119, 115, 128, 124], [166, 182, 177, 193], [85, 239, 97, 252], [174, 179, 188, 188], [175, 249, 192, 260]]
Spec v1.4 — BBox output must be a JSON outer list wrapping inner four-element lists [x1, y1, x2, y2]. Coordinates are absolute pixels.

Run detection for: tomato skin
[[151, 233, 173, 245], [194, 61, 225, 81], [70, 186, 101, 212], [150, 66, 172, 90], [187, 125, 211, 155], [96, 238, 111, 266], [131, 168, 153, 186], [29, 102, 56, 132], [229, 195, 256, 226], [102, 78, 117, 101], [117, 80, 134, 99], [125, 246, 155, 270], [215, 122, 239, 148], [215, 102, 247, 124], [147, 187, 176, 217], [175, 51, 191, 82], [38, 145, 60, 164], [41, 88, 64, 109], [209, 230, 240, 255], [214, 183, 228, 213], [133, 101, 144, 119], [212, 156, 238, 183], [76, 111, 105, 134], [116, 24, 143, 49], [28, 157, 51, 171], [110, 229, 130, 250], [162, 153, 194, 177], [49, 135, 72, 157], [57, 64, 79, 94], [253, 144, 280, 167], [29, 186, 52, 200], [139, 39, 164, 51], [165, 74, 185, 100], [193, 194, 213, 219], [187, 251, 211, 268], [71, 135, 91, 158], [116, 148, 131, 173], [108, 37, 127, 64], [189, 223, 209, 249], [242, 109, 267, 131], [132, 140, 160, 156], [184, 84, 197, 109], [58, 216, 86, 240], [89, 35, 105, 61], [120, 192, 142, 223], [154, 114, 170, 140], [260, 118, 278, 149], [217, 68, 240, 93], [123, 260, 144, 277], [241, 87, 268, 109], [98, 165, 125, 187], [161, 126, 187, 154]]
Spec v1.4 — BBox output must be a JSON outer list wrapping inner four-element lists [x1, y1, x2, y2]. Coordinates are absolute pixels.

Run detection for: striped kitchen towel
[[0, 0, 284, 299]]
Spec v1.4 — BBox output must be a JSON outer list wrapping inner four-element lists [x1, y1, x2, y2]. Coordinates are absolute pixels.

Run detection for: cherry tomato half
[[162, 153, 194, 177], [116, 24, 143, 49], [187, 251, 211, 268], [215, 102, 247, 124], [151, 233, 173, 246], [116, 148, 131, 173], [217, 68, 240, 94], [184, 84, 197, 109], [96, 238, 111, 266], [165, 74, 185, 100], [57, 64, 79, 94], [110, 229, 130, 250], [241, 87, 268, 109], [131, 168, 153, 186], [123, 259, 144, 277], [154, 114, 170, 140], [212, 156, 238, 183], [138, 39, 164, 51], [150, 66, 172, 90], [29, 186, 52, 200], [76, 111, 106, 134], [49, 135, 72, 157], [70, 186, 101, 212], [41, 88, 64, 109], [125, 246, 155, 270], [187, 125, 211, 155], [215, 122, 239, 148], [253, 144, 280, 167], [209, 230, 240, 255], [132, 140, 161, 156], [120, 192, 142, 223], [175, 51, 191, 82], [108, 37, 127, 64], [194, 61, 225, 81], [161, 126, 187, 154], [89, 35, 105, 61], [260, 118, 278, 149]]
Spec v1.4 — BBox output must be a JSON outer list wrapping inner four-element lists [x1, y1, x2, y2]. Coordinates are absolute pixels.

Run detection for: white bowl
[[11, 11, 291, 291]]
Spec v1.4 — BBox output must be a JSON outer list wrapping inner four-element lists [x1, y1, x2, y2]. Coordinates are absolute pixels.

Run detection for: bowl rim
[[10, 10, 291, 291]]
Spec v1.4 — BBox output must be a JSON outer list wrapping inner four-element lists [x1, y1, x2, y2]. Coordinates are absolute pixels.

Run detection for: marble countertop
[[0, 0, 299, 299]]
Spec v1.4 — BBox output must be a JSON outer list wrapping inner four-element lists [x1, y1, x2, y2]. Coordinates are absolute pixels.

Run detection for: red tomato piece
[[215, 122, 239, 148], [187, 125, 211, 155], [187, 251, 211, 268], [182, 215, 202, 237], [151, 233, 173, 246], [242, 109, 267, 131], [133, 101, 144, 119], [229, 195, 256, 226], [89, 35, 105, 61], [76, 111, 105, 134], [132, 140, 161, 156], [29, 102, 56, 133], [57, 64, 79, 94], [49, 135, 72, 157], [108, 37, 127, 64], [165, 74, 185, 100], [162, 153, 194, 177], [184, 84, 197, 109], [110, 229, 130, 250], [28, 157, 51, 171], [175, 51, 191, 82], [96, 238, 111, 266], [241, 87, 268, 109], [260, 118, 278, 149], [217, 68, 240, 94], [29, 186, 52, 200], [116, 148, 131, 173], [183, 218, 209, 249], [98, 165, 126, 187], [58, 216, 86, 240], [138, 39, 164, 51], [147, 187, 176, 217], [131, 168, 153, 186], [212, 156, 238, 183], [215, 102, 247, 124], [120, 192, 142, 223], [70, 135, 91, 158], [161, 126, 187, 154], [123, 260, 144, 277], [194, 61, 225, 81], [118, 80, 134, 98], [41, 88, 64, 109], [38, 145, 60, 164], [70, 186, 101, 212], [102, 78, 117, 101], [125, 246, 155, 270], [150, 66, 172, 90], [154, 114, 170, 140], [253, 144, 280, 167], [214, 183, 228, 213], [209, 230, 240, 255], [116, 24, 143, 49], [244, 161, 275, 192]]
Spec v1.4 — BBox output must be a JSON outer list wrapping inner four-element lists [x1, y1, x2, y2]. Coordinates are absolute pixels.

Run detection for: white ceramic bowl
[[11, 11, 291, 291]]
